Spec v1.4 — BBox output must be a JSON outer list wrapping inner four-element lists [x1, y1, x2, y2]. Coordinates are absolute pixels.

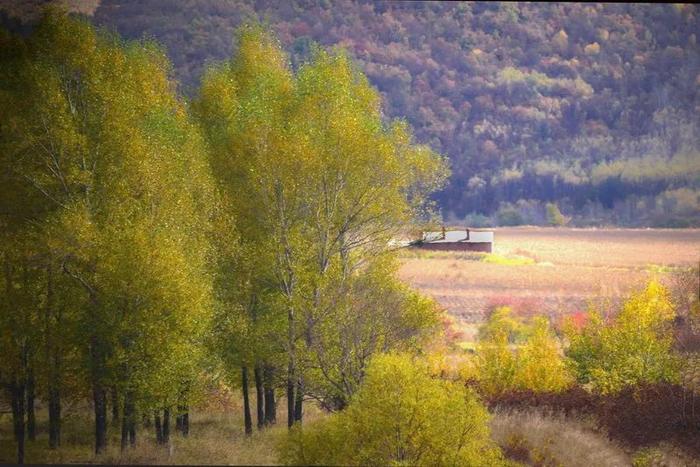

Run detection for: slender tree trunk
[[154, 412, 163, 445], [121, 390, 136, 449], [264, 365, 276, 425], [121, 406, 128, 450], [48, 381, 61, 448], [25, 367, 35, 442], [176, 405, 189, 437], [254, 363, 265, 429], [92, 383, 107, 454], [181, 408, 189, 437], [128, 408, 136, 448], [294, 378, 303, 423], [162, 408, 170, 445], [46, 258, 62, 449], [111, 386, 120, 428], [286, 359, 295, 428], [242, 366, 253, 435], [90, 309, 108, 455], [11, 382, 26, 464]]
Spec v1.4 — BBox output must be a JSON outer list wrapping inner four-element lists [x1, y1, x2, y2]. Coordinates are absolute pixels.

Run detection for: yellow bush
[[476, 309, 573, 394], [279, 353, 504, 466], [565, 280, 681, 393]]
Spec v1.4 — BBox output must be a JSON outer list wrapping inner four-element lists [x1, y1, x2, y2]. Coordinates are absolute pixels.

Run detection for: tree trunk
[[264, 365, 276, 425], [242, 366, 253, 435], [121, 390, 136, 449], [154, 412, 163, 445], [92, 383, 107, 454], [294, 378, 303, 424], [286, 361, 295, 428], [48, 381, 61, 449], [162, 408, 170, 445], [181, 409, 189, 437], [46, 258, 62, 449], [26, 369, 35, 442], [11, 382, 25, 464], [254, 363, 265, 429], [111, 386, 120, 428], [90, 321, 108, 454], [176, 405, 189, 437]]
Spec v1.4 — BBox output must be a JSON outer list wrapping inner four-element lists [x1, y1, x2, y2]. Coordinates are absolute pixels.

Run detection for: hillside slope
[[4, 1, 699, 226]]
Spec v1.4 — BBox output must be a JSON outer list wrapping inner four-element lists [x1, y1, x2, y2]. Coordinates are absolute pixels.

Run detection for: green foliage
[[1, 8, 217, 432], [196, 23, 448, 414], [545, 202, 567, 226], [565, 281, 681, 393], [476, 308, 573, 395], [279, 353, 504, 466], [495, 204, 525, 226]]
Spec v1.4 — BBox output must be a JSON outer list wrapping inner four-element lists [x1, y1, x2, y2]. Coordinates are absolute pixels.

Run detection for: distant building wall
[[416, 242, 492, 253]]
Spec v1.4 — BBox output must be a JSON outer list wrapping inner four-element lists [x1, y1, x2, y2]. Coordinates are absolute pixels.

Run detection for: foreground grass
[[0, 399, 325, 465]]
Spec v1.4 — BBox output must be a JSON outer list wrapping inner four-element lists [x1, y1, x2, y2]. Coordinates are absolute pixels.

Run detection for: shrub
[[496, 204, 525, 226], [514, 317, 574, 392], [476, 310, 573, 395], [545, 202, 568, 226], [279, 353, 504, 466], [565, 281, 681, 393]]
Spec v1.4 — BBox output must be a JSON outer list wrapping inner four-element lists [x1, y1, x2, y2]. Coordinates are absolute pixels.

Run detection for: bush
[[279, 353, 504, 466], [476, 309, 573, 395], [545, 202, 568, 226], [496, 204, 525, 226], [565, 281, 681, 393]]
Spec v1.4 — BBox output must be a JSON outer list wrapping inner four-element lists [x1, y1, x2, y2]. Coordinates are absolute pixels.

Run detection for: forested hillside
[[4, 1, 699, 226]]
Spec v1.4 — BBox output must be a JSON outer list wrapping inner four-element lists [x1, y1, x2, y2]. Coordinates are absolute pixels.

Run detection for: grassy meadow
[[399, 227, 700, 348]]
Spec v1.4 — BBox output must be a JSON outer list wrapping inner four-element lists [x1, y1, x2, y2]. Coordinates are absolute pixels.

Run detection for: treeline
[[0, 10, 447, 464], [76, 0, 700, 225]]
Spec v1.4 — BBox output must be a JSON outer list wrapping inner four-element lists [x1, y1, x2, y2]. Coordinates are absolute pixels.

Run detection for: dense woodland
[[78, 1, 700, 227], [3, 2, 699, 226], [1, 6, 699, 467]]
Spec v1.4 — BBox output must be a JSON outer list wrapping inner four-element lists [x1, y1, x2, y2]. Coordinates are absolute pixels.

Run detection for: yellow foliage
[[280, 353, 504, 466], [565, 280, 680, 393]]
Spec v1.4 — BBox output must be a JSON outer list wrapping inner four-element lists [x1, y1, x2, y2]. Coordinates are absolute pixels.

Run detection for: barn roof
[[423, 230, 494, 244]]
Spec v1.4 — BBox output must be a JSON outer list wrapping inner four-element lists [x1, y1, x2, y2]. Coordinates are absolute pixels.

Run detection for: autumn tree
[[196, 25, 448, 428], [1, 9, 216, 456]]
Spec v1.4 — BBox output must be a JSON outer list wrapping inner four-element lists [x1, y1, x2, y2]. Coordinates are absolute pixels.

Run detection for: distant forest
[[4, 1, 700, 226]]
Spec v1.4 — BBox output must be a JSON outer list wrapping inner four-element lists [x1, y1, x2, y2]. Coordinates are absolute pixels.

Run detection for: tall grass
[[490, 409, 630, 467]]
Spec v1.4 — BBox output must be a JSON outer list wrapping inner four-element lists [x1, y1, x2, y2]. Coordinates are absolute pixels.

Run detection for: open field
[[399, 227, 700, 343]]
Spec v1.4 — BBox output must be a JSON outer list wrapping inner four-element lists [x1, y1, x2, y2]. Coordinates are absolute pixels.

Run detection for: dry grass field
[[399, 227, 700, 344]]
